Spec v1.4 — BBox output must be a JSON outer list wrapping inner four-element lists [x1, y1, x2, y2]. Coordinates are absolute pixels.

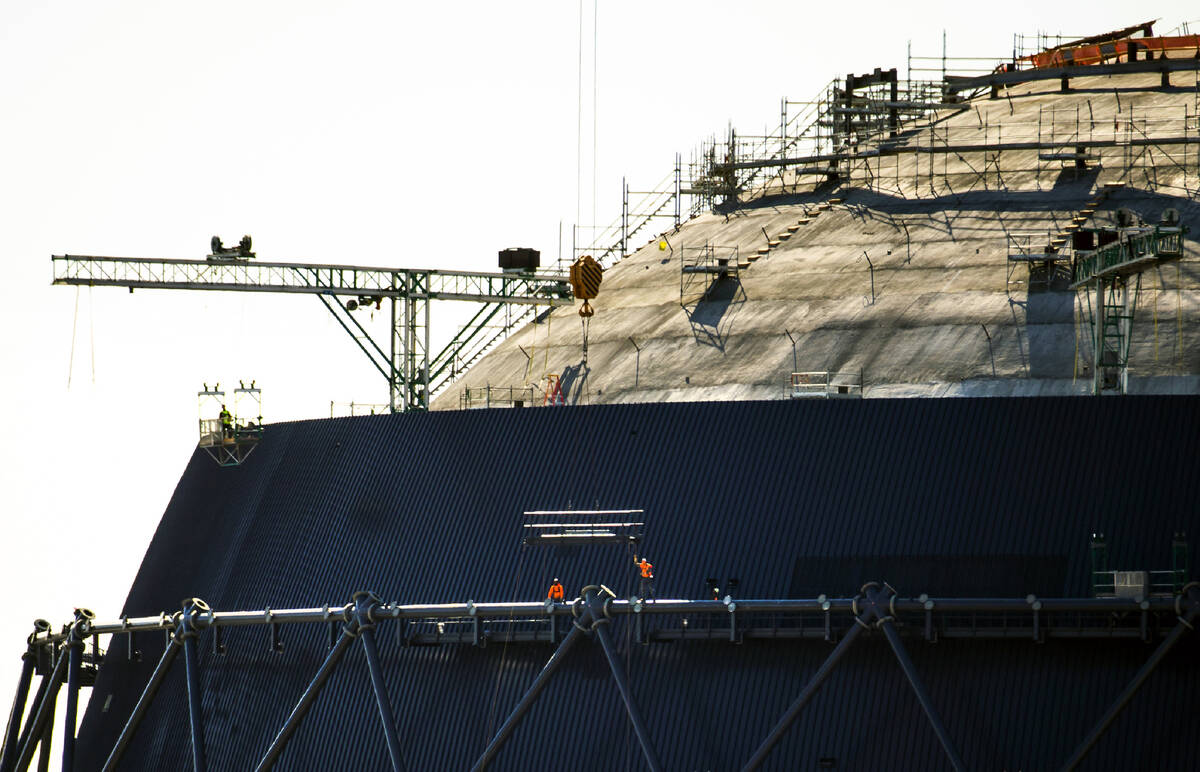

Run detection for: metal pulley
[[569, 254, 603, 318]]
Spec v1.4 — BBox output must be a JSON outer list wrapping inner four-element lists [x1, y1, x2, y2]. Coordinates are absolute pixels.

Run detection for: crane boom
[[51, 254, 574, 412]]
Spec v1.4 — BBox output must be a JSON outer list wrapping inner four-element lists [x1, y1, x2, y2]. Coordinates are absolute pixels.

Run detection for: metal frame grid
[[4, 582, 1198, 771]]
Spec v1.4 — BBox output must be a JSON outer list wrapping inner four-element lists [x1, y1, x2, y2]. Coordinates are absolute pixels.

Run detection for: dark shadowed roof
[[76, 397, 1200, 770]]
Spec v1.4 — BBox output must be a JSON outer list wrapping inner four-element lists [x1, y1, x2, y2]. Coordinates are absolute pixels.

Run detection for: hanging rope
[[541, 308, 552, 380], [592, 0, 598, 233], [1154, 284, 1159, 363], [624, 537, 636, 770], [1177, 263, 1183, 364], [575, 0, 583, 230], [67, 286, 80, 388], [1073, 291, 1079, 383], [89, 285, 96, 383]]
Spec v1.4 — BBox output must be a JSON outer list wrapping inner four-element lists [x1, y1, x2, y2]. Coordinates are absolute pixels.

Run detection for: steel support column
[[1061, 587, 1200, 771], [179, 600, 210, 772], [9, 670, 52, 772], [60, 637, 82, 772], [12, 647, 68, 772], [879, 620, 965, 771], [0, 650, 37, 772], [100, 635, 182, 772], [741, 620, 864, 771], [471, 610, 592, 771], [588, 597, 662, 772]]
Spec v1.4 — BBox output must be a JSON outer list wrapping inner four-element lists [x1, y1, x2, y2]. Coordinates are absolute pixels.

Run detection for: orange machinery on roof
[[1019, 21, 1200, 69]]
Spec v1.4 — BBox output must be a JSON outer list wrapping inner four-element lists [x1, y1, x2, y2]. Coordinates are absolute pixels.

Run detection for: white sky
[[0, 0, 1193, 755]]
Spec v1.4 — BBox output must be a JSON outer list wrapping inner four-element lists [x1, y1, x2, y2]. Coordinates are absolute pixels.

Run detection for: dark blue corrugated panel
[[74, 397, 1200, 770]]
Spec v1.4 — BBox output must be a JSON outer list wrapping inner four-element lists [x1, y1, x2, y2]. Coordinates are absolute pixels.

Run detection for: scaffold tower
[[1070, 215, 1187, 394]]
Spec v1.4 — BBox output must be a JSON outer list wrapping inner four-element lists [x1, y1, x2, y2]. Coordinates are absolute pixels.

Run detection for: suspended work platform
[[789, 371, 864, 399], [521, 510, 645, 546], [197, 382, 262, 467]]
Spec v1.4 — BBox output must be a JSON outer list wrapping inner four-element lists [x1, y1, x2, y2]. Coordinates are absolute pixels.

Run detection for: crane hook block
[[569, 254, 603, 302]]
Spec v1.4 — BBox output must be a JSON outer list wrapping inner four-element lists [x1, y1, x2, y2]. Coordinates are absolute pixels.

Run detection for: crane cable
[[541, 309, 552, 381], [88, 285, 95, 383], [68, 286, 80, 388], [1177, 263, 1183, 365], [581, 313, 590, 365], [592, 0, 597, 236], [575, 0, 582, 230]]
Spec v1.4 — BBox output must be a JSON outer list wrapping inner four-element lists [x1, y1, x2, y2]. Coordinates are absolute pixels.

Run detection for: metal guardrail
[[1070, 225, 1186, 288], [17, 593, 1196, 649], [7, 583, 1198, 771], [788, 371, 864, 399], [458, 385, 539, 410], [1092, 569, 1188, 597], [329, 402, 389, 418], [1006, 232, 1059, 262]]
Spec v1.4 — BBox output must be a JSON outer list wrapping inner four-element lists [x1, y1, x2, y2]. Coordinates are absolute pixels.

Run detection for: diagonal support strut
[[586, 588, 663, 772], [741, 619, 863, 771], [471, 608, 590, 771], [1061, 584, 1200, 771], [879, 618, 966, 771], [254, 619, 356, 771], [355, 592, 407, 772]]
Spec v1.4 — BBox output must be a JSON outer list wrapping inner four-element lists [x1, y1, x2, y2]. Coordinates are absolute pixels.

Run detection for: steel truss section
[[472, 586, 661, 772], [256, 592, 406, 772], [743, 583, 964, 772], [51, 256, 574, 413], [1071, 223, 1187, 394], [6, 583, 1198, 771]]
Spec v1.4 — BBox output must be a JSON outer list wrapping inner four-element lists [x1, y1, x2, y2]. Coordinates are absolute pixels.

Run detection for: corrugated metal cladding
[[75, 397, 1199, 770]]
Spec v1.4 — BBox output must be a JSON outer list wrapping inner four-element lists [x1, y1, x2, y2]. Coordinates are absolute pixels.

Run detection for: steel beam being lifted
[[51, 255, 574, 412]]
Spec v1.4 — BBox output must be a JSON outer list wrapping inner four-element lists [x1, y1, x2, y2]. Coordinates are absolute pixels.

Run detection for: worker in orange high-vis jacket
[[633, 555, 655, 602], [547, 578, 565, 602]]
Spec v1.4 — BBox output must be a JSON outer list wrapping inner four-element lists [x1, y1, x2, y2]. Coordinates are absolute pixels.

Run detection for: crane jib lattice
[[50, 254, 574, 413]]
